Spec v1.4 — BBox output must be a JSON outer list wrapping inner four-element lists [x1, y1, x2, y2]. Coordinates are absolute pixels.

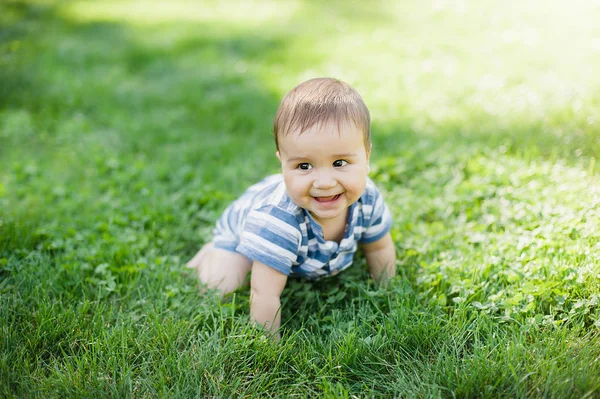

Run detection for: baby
[[187, 77, 396, 336]]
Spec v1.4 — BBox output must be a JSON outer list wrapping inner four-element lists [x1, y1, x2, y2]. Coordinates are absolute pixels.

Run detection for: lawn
[[1, 0, 600, 397]]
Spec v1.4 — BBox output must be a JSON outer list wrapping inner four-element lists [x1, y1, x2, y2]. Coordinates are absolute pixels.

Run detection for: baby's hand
[[361, 232, 397, 285], [186, 246, 207, 271], [249, 261, 288, 339]]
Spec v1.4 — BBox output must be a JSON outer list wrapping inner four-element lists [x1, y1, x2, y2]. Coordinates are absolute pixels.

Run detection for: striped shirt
[[213, 174, 392, 280]]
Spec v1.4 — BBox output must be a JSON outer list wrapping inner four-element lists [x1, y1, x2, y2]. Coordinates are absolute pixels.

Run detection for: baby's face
[[276, 120, 370, 227]]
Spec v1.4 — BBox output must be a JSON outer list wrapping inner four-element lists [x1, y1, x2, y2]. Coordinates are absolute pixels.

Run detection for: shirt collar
[[303, 201, 358, 241]]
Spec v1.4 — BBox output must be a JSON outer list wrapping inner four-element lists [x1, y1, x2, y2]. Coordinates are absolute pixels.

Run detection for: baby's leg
[[186, 242, 252, 296]]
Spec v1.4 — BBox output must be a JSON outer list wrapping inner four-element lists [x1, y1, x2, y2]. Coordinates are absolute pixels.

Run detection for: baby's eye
[[298, 163, 312, 170], [333, 160, 348, 167]]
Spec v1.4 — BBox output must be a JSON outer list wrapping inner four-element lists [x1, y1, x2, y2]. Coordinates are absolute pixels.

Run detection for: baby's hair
[[273, 77, 371, 150]]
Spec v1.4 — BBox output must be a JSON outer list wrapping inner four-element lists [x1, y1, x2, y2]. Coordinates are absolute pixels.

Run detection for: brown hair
[[273, 78, 371, 150]]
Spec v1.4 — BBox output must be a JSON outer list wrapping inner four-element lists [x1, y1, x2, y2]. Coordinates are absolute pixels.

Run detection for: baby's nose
[[313, 171, 336, 189]]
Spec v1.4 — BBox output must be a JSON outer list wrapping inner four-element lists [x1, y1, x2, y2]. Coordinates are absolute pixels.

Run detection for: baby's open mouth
[[314, 194, 341, 202]]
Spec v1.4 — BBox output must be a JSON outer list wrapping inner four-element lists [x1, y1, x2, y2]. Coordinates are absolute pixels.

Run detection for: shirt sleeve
[[235, 205, 302, 275], [359, 182, 393, 244]]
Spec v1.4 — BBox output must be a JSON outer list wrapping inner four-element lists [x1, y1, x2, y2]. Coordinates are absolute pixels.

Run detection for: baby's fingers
[[186, 247, 207, 269]]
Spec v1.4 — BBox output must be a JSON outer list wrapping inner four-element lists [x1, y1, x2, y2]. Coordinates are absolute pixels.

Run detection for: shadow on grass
[[0, 0, 289, 253]]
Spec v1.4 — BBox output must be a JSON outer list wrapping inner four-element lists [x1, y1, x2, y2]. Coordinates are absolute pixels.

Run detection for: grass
[[1, 0, 600, 397]]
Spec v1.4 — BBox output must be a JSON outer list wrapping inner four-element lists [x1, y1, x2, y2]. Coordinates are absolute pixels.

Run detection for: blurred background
[[3, 0, 599, 174]]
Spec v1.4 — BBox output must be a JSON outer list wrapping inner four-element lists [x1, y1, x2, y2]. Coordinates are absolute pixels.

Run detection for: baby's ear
[[276, 151, 282, 163]]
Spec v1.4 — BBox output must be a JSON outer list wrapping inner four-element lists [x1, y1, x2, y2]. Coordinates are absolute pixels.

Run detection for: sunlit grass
[[1, 0, 600, 397], [305, 1, 600, 156], [62, 0, 301, 25], [58, 0, 600, 159]]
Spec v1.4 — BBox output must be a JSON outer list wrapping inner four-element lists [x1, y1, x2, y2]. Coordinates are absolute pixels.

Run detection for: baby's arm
[[361, 232, 396, 285], [250, 261, 288, 338]]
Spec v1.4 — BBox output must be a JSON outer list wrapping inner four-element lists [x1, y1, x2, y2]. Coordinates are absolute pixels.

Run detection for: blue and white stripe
[[213, 174, 392, 280]]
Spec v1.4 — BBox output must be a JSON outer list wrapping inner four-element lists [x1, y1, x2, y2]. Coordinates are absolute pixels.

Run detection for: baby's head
[[273, 78, 373, 225], [273, 78, 371, 153]]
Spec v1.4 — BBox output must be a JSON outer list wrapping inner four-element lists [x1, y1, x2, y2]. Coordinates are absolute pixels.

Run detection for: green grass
[[1, 0, 600, 397]]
